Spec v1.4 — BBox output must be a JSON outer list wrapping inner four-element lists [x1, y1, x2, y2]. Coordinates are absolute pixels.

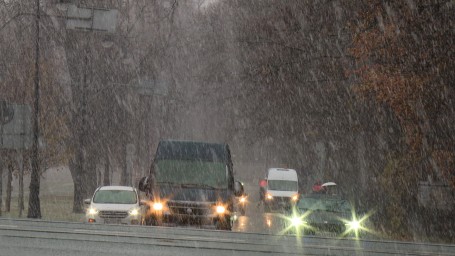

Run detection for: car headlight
[[216, 205, 226, 214], [266, 193, 273, 200], [129, 208, 140, 216], [87, 208, 98, 215], [152, 202, 163, 211], [291, 216, 302, 226], [289, 215, 308, 228], [346, 220, 361, 230], [239, 196, 247, 203], [291, 194, 299, 201]]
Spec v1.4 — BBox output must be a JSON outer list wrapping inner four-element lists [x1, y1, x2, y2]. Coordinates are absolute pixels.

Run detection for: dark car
[[138, 140, 244, 230], [287, 194, 365, 236]]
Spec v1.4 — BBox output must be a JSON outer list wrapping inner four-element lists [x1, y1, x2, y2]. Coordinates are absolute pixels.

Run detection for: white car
[[84, 186, 142, 225]]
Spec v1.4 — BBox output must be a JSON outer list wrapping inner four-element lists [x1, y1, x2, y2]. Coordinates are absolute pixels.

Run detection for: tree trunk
[[73, 177, 84, 213], [17, 152, 25, 217], [0, 157, 3, 217], [97, 167, 101, 188], [103, 152, 110, 186], [120, 144, 128, 186], [69, 159, 84, 213], [83, 153, 97, 198], [5, 159, 13, 212], [27, 161, 41, 218], [71, 141, 86, 213]]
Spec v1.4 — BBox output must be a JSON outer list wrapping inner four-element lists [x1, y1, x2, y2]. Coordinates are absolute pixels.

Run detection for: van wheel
[[215, 216, 232, 231], [144, 216, 158, 226], [264, 203, 271, 213]]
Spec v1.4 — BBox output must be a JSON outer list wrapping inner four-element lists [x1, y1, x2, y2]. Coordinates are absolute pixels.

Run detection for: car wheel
[[303, 229, 316, 236], [240, 207, 246, 216]]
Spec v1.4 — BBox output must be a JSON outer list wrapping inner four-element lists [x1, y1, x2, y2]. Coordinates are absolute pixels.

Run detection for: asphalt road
[[232, 183, 283, 234], [1, 184, 455, 256], [2, 218, 455, 256], [1, 181, 454, 256]]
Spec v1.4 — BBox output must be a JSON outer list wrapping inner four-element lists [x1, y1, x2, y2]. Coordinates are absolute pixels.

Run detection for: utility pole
[[28, 0, 41, 218], [64, 3, 118, 210]]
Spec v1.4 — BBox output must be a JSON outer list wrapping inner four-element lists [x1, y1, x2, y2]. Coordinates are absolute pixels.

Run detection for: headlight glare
[[216, 205, 226, 214], [291, 194, 299, 201], [266, 193, 273, 200], [129, 208, 140, 216], [346, 220, 361, 230], [88, 208, 98, 215], [291, 216, 303, 226], [152, 202, 163, 211]]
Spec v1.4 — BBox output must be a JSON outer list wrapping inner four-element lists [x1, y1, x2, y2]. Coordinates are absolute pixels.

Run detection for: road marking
[[178, 235, 244, 243], [73, 229, 244, 243], [0, 225, 18, 228], [73, 229, 130, 235]]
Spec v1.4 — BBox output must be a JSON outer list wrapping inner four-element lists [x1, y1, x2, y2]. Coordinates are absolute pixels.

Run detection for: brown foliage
[[0, 21, 70, 169], [348, 0, 455, 238], [432, 150, 455, 188], [348, 0, 454, 167]]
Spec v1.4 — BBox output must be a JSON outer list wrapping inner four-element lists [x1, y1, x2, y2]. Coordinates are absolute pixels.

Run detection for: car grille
[[98, 211, 128, 219], [272, 196, 291, 203], [167, 201, 212, 216]]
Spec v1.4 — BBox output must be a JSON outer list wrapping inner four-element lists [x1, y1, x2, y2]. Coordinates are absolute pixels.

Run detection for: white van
[[263, 168, 299, 210]]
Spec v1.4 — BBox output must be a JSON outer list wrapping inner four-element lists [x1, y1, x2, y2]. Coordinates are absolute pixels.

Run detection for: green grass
[[1, 195, 84, 222]]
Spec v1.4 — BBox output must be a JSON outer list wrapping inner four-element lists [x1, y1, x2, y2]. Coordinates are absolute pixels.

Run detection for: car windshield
[[93, 190, 137, 204], [298, 197, 351, 213], [267, 180, 298, 191], [155, 160, 227, 189]]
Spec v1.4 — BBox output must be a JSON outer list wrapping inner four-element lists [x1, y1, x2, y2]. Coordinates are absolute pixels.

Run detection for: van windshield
[[93, 190, 137, 204], [155, 160, 227, 189], [268, 180, 298, 191]]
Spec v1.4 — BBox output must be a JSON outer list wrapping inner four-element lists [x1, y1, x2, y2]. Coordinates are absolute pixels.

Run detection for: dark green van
[[138, 140, 243, 230]]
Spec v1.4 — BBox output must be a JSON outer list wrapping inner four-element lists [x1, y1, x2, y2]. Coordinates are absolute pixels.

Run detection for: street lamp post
[[28, 0, 41, 219]]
